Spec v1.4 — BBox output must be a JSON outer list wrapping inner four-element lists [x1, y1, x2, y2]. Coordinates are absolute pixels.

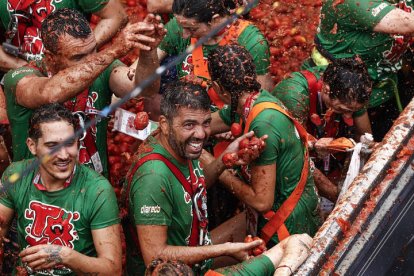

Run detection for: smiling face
[[27, 120, 78, 185], [166, 107, 212, 161], [46, 33, 97, 73]]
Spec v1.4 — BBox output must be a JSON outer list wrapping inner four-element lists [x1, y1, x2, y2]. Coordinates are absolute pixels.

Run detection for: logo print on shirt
[[24, 201, 80, 248]]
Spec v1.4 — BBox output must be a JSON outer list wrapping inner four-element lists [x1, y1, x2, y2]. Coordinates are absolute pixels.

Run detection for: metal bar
[[296, 98, 414, 275]]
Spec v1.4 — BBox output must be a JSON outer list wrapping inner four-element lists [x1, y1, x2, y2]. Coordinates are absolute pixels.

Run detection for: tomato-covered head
[[321, 57, 372, 116], [41, 8, 96, 73], [208, 44, 261, 123]]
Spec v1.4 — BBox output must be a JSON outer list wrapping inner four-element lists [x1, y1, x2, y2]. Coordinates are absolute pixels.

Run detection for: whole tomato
[[134, 112, 149, 130], [230, 123, 243, 137]]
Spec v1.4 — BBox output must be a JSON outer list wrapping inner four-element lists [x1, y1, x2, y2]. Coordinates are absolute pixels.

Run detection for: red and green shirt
[[0, 159, 120, 275]]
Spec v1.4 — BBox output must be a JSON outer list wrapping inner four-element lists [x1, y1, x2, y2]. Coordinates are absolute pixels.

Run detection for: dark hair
[[172, 0, 235, 23], [28, 103, 76, 141], [161, 81, 211, 120], [208, 44, 261, 123], [145, 259, 193, 276], [323, 57, 372, 105], [41, 8, 92, 54]]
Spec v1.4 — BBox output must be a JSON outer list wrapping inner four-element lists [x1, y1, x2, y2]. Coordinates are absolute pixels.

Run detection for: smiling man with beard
[[0, 103, 121, 275], [122, 81, 265, 275]]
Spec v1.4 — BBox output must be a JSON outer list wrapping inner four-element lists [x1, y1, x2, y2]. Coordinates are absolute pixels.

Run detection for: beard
[[168, 128, 206, 160]]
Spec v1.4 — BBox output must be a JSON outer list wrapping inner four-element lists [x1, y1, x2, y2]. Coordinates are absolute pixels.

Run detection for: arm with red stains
[[374, 8, 414, 34], [219, 163, 276, 212], [136, 225, 262, 266], [15, 22, 156, 109], [93, 0, 128, 48], [313, 168, 338, 203], [354, 111, 372, 142], [19, 224, 122, 275], [109, 14, 167, 98]]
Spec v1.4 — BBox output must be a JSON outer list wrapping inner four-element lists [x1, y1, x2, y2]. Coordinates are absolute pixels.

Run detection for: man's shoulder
[[75, 164, 113, 190], [3, 159, 34, 177], [1, 159, 36, 189]]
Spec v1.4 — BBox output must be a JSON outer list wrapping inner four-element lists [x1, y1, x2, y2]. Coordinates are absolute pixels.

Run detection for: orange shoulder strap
[[190, 20, 251, 108], [219, 19, 251, 46], [204, 270, 225, 276], [244, 102, 310, 244], [244, 102, 308, 142]]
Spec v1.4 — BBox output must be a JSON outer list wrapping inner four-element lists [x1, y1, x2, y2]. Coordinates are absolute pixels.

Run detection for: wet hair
[[208, 44, 261, 123], [28, 103, 76, 141], [41, 8, 92, 54], [172, 0, 235, 23], [145, 259, 193, 276], [323, 57, 372, 105], [161, 80, 211, 121]]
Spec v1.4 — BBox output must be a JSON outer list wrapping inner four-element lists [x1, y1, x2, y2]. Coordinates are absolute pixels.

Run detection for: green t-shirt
[[0, 0, 107, 59], [211, 254, 275, 276], [314, 0, 413, 107], [3, 60, 123, 177], [0, 159, 120, 275], [219, 90, 320, 244], [159, 17, 270, 78], [124, 135, 212, 275], [272, 66, 366, 127]]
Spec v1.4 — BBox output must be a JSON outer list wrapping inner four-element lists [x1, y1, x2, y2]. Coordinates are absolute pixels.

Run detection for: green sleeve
[[271, 72, 310, 125], [214, 255, 275, 276], [159, 17, 185, 55], [130, 163, 174, 226], [249, 110, 288, 166], [4, 66, 43, 96], [89, 179, 120, 229], [335, 0, 395, 30], [77, 0, 108, 14], [218, 105, 232, 126], [237, 25, 270, 75]]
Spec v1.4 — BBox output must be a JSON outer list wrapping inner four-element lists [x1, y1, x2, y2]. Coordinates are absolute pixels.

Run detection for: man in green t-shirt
[[4, 8, 165, 177], [307, 0, 414, 141], [157, 0, 273, 98], [0, 103, 121, 275], [123, 81, 265, 275], [0, 0, 127, 72], [208, 45, 320, 246]]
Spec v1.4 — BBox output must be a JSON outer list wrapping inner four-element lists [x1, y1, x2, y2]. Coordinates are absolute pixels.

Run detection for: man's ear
[[26, 137, 37, 156], [159, 115, 170, 136]]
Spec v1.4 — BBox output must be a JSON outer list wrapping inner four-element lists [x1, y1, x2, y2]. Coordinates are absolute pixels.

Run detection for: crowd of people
[[0, 0, 412, 275]]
